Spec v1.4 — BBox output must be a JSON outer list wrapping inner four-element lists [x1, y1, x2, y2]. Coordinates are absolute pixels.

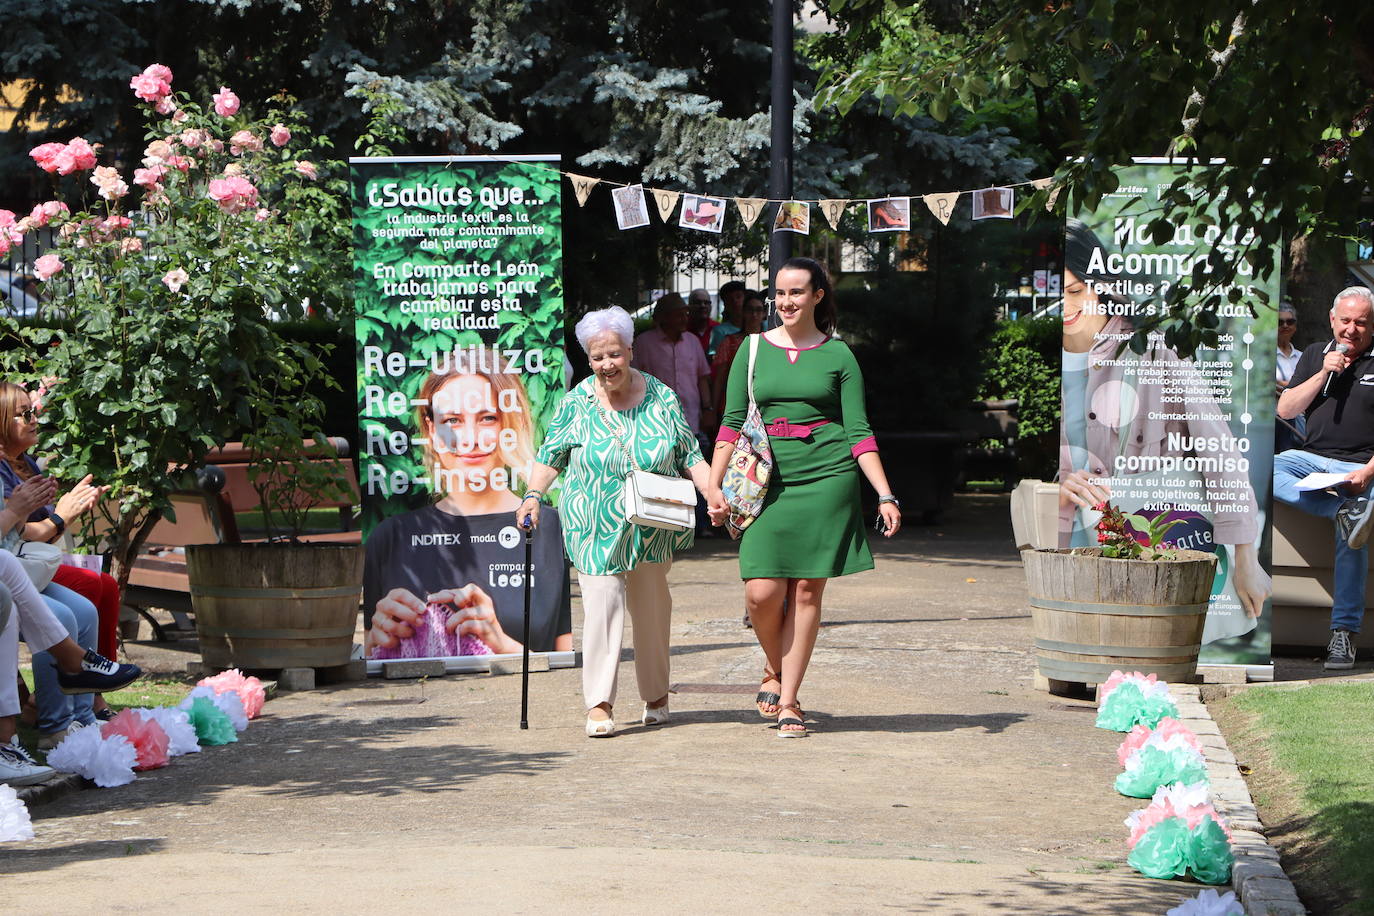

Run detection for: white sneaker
[[1, 738, 54, 787]]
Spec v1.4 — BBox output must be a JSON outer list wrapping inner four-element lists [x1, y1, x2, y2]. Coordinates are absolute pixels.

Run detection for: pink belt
[[765, 417, 832, 439]]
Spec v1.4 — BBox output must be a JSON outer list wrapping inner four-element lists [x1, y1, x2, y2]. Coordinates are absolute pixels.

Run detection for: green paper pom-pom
[[1114, 746, 1210, 798], [1096, 682, 1181, 732], [186, 696, 238, 746], [1187, 817, 1234, 885], [1127, 816, 1191, 879]]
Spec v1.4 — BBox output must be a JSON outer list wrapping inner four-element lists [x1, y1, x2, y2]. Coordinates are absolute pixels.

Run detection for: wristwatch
[[49, 511, 66, 536]]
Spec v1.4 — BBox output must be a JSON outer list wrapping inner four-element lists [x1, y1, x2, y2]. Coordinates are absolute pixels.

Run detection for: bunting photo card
[[612, 184, 650, 230], [679, 194, 726, 233], [867, 197, 910, 233], [773, 201, 810, 234]]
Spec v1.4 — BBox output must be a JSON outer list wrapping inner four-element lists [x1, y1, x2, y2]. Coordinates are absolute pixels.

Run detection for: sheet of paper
[[1295, 471, 1351, 492]]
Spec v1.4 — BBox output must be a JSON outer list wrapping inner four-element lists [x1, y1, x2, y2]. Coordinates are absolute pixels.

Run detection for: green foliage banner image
[[351, 156, 571, 662], [1063, 160, 1278, 669]]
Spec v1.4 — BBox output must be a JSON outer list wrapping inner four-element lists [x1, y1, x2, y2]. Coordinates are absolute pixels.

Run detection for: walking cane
[[520, 517, 533, 730]]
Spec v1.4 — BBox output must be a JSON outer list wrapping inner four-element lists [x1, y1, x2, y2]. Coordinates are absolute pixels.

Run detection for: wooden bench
[[124, 439, 360, 640]]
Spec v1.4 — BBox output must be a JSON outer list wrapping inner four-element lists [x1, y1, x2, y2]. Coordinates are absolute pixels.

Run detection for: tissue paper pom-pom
[[182, 697, 237, 745], [1096, 682, 1180, 732], [46, 727, 137, 787], [1166, 889, 1242, 916], [100, 710, 170, 771], [1116, 718, 1200, 767], [1099, 670, 1167, 703], [196, 668, 266, 719], [1115, 745, 1209, 798], [1186, 817, 1235, 885], [0, 785, 34, 842], [182, 684, 245, 729], [1127, 815, 1192, 879], [1126, 782, 1229, 848], [132, 707, 200, 756]]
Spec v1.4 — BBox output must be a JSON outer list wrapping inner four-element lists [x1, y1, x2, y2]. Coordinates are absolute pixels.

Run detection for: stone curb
[[1170, 684, 1307, 916], [15, 771, 87, 809]]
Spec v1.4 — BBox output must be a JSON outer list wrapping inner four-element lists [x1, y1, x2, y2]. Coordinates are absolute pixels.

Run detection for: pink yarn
[[100, 710, 170, 771], [372, 603, 492, 659], [197, 668, 267, 719], [1116, 717, 1201, 767]]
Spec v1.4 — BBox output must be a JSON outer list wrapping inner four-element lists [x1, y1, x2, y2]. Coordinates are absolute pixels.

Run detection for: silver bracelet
[[877, 495, 900, 508]]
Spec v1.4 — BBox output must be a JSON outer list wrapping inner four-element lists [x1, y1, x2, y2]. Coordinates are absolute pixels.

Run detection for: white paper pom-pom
[[210, 691, 248, 732], [131, 707, 201, 756], [1167, 888, 1242, 916], [0, 785, 34, 842], [45, 727, 137, 788]]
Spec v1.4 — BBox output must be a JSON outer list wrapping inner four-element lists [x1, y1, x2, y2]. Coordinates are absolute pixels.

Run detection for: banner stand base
[[366, 650, 578, 677]]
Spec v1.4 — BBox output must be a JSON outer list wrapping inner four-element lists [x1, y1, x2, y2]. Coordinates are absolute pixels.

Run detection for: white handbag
[[623, 468, 696, 532], [592, 394, 697, 533]]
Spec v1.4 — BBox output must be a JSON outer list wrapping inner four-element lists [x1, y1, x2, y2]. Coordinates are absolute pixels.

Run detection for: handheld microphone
[[1323, 342, 1352, 397]]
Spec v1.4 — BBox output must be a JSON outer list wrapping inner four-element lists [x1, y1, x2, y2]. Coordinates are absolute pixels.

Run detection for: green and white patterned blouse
[[537, 372, 704, 575]]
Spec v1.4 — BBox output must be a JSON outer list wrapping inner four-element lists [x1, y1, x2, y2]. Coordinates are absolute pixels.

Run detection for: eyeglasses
[[1278, 319, 1296, 326], [19, 407, 37, 422]]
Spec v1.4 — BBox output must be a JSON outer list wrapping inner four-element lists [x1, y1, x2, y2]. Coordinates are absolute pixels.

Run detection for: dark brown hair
[[778, 257, 836, 335]]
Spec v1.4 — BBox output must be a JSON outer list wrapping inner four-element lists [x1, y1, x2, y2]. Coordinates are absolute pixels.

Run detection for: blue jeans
[[1273, 448, 1367, 633], [26, 582, 98, 734]]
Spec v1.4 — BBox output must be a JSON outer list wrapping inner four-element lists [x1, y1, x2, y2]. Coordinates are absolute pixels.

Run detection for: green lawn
[[1218, 683, 1374, 916]]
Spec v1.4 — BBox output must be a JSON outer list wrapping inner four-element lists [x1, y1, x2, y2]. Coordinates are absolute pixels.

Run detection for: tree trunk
[[1287, 231, 1348, 349]]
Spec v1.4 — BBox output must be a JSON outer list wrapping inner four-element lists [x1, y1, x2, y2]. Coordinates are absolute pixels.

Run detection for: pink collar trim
[[763, 333, 832, 353]]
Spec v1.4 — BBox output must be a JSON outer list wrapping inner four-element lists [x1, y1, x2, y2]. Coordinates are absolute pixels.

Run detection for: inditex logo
[[411, 533, 462, 547]]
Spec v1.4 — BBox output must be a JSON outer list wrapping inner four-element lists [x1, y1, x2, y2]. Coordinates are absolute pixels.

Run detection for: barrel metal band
[[190, 584, 362, 600], [197, 625, 357, 640], [1028, 595, 1206, 617], [1034, 637, 1201, 659]]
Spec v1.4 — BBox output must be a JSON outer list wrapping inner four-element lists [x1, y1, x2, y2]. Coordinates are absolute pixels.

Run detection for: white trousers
[[577, 560, 672, 710], [0, 550, 72, 718]]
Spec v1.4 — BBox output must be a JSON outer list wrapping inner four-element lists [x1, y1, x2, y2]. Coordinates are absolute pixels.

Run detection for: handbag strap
[[589, 385, 642, 473], [746, 333, 760, 410]]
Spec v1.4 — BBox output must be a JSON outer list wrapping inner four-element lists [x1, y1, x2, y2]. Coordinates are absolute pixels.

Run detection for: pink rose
[[143, 64, 173, 84], [270, 124, 290, 147], [62, 137, 98, 172], [212, 86, 240, 117], [229, 129, 262, 155], [143, 139, 173, 166], [254, 208, 271, 222], [101, 215, 133, 233], [28, 201, 69, 228], [207, 175, 259, 214], [295, 160, 318, 180], [180, 128, 207, 149], [133, 165, 167, 189], [120, 237, 143, 254], [130, 73, 169, 102], [154, 97, 177, 116], [33, 254, 64, 281], [29, 142, 65, 173], [0, 210, 22, 245], [162, 268, 189, 293], [91, 165, 129, 201], [171, 109, 188, 123], [166, 155, 192, 172], [209, 139, 225, 153], [221, 162, 244, 178]]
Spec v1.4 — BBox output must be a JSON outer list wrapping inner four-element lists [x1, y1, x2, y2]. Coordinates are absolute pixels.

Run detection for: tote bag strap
[[746, 333, 760, 410]]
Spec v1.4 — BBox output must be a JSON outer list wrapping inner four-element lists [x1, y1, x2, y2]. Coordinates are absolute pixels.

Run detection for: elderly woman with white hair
[[517, 307, 721, 737]]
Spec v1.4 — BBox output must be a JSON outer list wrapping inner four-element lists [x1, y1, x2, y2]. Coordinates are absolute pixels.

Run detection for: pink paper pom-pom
[[196, 668, 266, 719], [101, 710, 170, 771], [1100, 670, 1160, 704], [131, 707, 200, 756], [1118, 718, 1203, 767]]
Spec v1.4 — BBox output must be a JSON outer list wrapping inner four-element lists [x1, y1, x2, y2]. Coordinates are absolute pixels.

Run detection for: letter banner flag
[[652, 188, 681, 223], [350, 155, 573, 671], [1062, 158, 1277, 674], [922, 192, 960, 226], [568, 173, 599, 207]]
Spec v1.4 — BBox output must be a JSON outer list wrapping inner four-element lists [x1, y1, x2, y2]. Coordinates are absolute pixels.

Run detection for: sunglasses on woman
[[1278, 319, 1296, 326], [19, 407, 38, 422]]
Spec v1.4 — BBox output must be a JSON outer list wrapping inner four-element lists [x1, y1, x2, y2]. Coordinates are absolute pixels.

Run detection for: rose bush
[[0, 64, 351, 593]]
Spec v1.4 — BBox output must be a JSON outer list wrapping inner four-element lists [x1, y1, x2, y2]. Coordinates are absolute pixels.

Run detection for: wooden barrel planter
[[1022, 547, 1218, 685], [187, 543, 363, 670]]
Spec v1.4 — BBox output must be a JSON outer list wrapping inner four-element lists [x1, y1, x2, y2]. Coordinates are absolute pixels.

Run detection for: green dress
[[721, 335, 876, 579], [537, 372, 704, 576]]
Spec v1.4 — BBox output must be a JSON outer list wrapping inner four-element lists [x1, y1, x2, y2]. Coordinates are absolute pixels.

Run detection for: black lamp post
[[767, 0, 793, 315]]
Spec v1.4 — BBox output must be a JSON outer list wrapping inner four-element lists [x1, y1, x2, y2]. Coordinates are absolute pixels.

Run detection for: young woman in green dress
[[707, 258, 902, 737]]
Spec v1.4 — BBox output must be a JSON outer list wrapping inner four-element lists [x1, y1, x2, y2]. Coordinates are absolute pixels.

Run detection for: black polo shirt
[[1292, 340, 1374, 462]]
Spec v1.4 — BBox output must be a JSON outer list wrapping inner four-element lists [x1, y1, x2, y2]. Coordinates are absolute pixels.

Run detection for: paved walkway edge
[[16, 771, 86, 808], [1170, 684, 1307, 916]]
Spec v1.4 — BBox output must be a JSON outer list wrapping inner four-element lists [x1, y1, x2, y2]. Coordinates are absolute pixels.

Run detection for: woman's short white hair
[[574, 306, 635, 353]]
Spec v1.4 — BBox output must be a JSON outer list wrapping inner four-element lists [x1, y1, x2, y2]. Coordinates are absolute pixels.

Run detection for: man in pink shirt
[[633, 292, 714, 436]]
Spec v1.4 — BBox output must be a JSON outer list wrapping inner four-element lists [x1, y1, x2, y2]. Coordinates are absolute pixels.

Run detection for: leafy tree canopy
[[819, 0, 1374, 354]]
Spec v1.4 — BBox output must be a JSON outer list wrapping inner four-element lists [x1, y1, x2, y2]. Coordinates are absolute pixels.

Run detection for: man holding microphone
[[1274, 286, 1374, 669]]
